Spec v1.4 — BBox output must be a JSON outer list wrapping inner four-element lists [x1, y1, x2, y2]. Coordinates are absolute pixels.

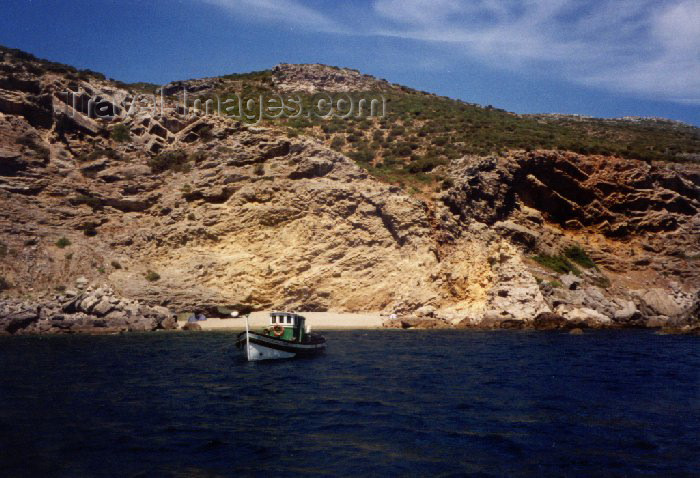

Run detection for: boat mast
[[245, 314, 251, 361]]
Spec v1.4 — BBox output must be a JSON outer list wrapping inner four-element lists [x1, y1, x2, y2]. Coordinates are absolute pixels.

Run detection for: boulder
[[127, 316, 159, 331], [61, 294, 84, 314], [560, 273, 582, 291], [613, 300, 639, 321], [657, 325, 700, 336], [500, 319, 525, 329], [104, 310, 128, 322], [415, 305, 436, 317], [384, 317, 450, 329], [645, 316, 672, 328], [182, 322, 202, 331], [493, 220, 539, 249], [638, 288, 683, 317], [481, 309, 513, 323], [671, 291, 700, 324], [148, 122, 168, 139], [0, 148, 31, 175], [559, 307, 612, 327], [533, 312, 568, 330], [91, 298, 114, 317], [1, 309, 39, 334], [160, 316, 178, 330], [56, 109, 102, 135], [77, 294, 100, 313], [581, 287, 617, 317]]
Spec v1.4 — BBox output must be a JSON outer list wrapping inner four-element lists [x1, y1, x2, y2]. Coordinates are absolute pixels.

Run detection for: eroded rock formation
[[0, 48, 698, 333]]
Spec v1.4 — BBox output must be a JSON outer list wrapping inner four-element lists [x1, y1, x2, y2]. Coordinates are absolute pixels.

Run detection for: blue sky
[[1, 0, 699, 125]]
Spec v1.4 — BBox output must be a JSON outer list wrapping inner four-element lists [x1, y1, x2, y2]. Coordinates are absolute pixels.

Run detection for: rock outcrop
[[272, 64, 393, 93], [0, 280, 176, 335], [0, 47, 698, 333]]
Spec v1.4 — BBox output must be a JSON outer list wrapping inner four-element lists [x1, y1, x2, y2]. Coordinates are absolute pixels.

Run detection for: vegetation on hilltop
[[4, 44, 697, 193], [279, 91, 699, 164], [0, 45, 107, 82], [193, 67, 699, 193]]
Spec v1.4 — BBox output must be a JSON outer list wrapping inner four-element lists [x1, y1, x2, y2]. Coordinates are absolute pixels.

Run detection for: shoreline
[[178, 311, 385, 331], [176, 311, 700, 335]]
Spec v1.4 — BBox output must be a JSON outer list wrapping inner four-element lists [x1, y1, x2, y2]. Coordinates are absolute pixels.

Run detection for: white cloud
[[200, 0, 700, 104], [199, 0, 344, 33]]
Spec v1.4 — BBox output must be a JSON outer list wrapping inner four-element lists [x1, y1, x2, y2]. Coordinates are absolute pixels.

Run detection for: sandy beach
[[177, 311, 385, 331]]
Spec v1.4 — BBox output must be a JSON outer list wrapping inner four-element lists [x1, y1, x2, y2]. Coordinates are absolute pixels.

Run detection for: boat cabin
[[268, 312, 307, 341]]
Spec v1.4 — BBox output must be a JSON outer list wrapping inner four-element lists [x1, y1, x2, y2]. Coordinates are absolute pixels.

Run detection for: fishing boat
[[235, 312, 326, 361]]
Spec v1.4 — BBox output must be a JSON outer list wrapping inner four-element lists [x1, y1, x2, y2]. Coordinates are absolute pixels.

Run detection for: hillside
[[150, 62, 700, 198], [0, 45, 699, 334]]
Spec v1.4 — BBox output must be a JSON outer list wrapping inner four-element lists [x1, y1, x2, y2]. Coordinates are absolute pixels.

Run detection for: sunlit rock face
[[0, 48, 698, 332]]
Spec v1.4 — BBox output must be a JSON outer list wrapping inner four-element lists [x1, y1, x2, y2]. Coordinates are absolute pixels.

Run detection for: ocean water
[[0, 330, 698, 477]]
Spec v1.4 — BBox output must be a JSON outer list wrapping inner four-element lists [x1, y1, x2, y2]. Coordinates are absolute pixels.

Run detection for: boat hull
[[236, 332, 326, 361]]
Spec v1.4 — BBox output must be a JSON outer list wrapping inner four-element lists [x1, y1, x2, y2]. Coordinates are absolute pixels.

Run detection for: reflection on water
[[0, 330, 698, 477]]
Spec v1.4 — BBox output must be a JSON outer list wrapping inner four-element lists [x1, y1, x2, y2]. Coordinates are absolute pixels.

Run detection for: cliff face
[[445, 152, 700, 279], [0, 48, 699, 333], [440, 152, 699, 327]]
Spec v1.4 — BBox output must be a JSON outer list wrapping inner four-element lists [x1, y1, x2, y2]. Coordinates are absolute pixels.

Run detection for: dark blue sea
[[1, 330, 698, 477]]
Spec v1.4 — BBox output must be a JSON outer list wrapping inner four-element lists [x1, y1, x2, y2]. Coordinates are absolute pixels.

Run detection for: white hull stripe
[[247, 341, 296, 361], [248, 333, 326, 350]]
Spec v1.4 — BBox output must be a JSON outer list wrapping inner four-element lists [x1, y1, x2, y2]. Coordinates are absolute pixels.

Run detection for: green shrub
[[407, 157, 447, 173], [76, 147, 121, 162], [382, 156, 400, 168], [253, 163, 265, 176], [0, 275, 11, 292], [76, 69, 106, 81], [347, 149, 375, 163], [592, 275, 611, 289], [145, 270, 160, 282], [564, 245, 596, 269], [393, 143, 413, 157], [81, 222, 99, 236], [189, 151, 207, 163], [56, 237, 71, 249], [147, 150, 191, 173], [532, 254, 580, 275], [55, 285, 66, 293], [389, 126, 405, 137], [16, 133, 50, 160], [197, 125, 214, 141], [432, 136, 449, 146], [440, 178, 454, 190], [331, 136, 345, 150], [110, 123, 131, 143]]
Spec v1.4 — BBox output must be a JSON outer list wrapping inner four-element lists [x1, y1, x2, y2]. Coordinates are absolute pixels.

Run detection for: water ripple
[[0, 330, 698, 476]]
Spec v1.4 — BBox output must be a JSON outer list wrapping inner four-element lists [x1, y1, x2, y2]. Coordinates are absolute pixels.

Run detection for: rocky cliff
[[0, 46, 698, 334]]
